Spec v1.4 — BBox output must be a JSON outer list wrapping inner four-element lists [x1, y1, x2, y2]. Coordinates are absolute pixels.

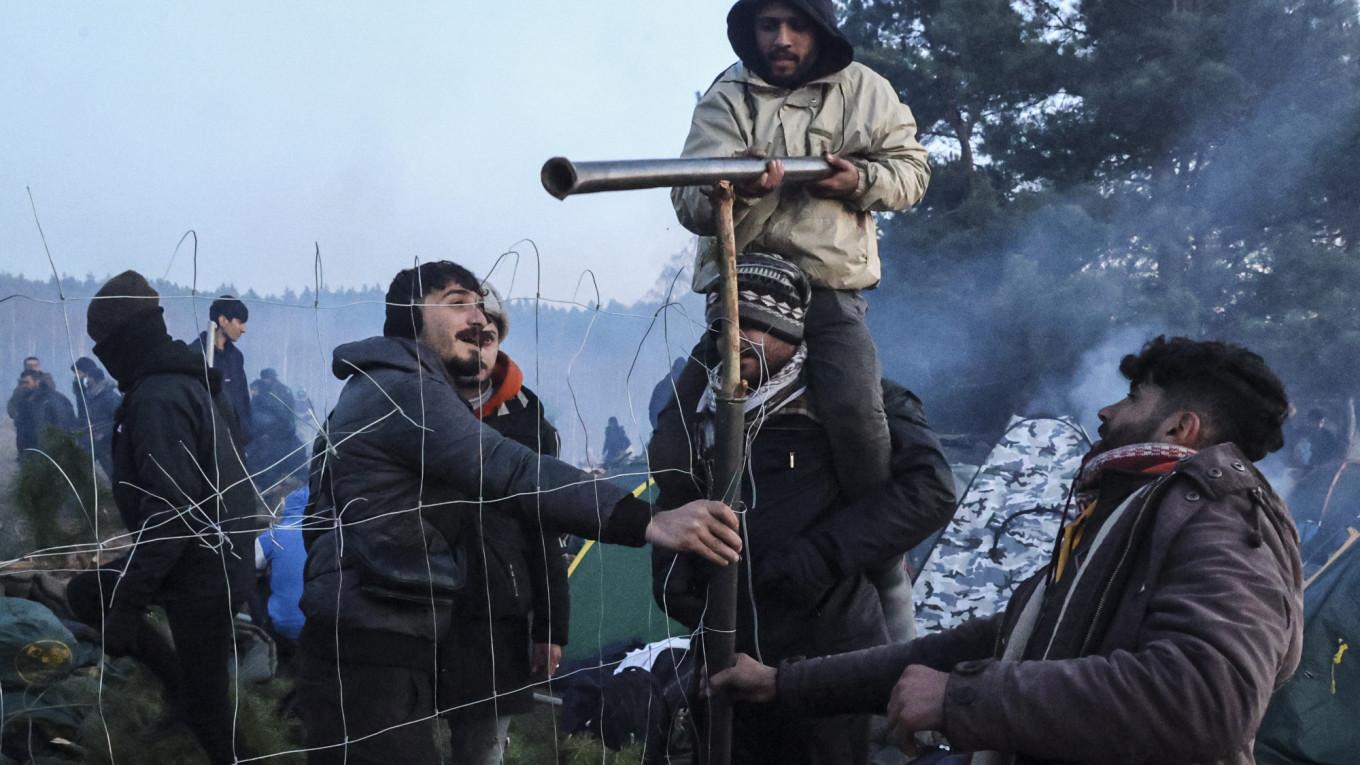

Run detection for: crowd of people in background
[[0, 1, 1342, 764]]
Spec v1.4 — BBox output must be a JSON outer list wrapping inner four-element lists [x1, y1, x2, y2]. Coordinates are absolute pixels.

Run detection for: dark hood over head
[[92, 307, 222, 395], [727, 0, 854, 86], [331, 335, 451, 384]]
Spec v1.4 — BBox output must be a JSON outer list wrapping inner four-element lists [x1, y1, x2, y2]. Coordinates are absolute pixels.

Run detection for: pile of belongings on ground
[[0, 562, 290, 765]]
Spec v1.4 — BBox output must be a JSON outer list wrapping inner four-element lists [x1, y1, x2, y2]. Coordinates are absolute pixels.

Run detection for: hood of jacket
[[331, 335, 454, 386], [85, 375, 117, 400], [94, 308, 221, 395], [727, 0, 854, 86]]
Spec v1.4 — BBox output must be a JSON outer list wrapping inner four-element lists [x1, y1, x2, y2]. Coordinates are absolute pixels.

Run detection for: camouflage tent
[[914, 416, 1090, 634]]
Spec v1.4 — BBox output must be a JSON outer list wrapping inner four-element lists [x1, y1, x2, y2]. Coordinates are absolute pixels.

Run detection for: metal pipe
[[541, 156, 834, 199]]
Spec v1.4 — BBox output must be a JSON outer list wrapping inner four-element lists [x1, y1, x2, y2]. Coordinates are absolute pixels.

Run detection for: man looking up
[[669, 0, 930, 500], [193, 294, 252, 444], [713, 337, 1303, 765], [650, 254, 955, 765], [439, 281, 572, 763], [297, 261, 741, 765]]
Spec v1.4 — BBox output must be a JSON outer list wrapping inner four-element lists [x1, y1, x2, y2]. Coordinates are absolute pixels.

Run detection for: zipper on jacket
[[1078, 478, 1167, 654]]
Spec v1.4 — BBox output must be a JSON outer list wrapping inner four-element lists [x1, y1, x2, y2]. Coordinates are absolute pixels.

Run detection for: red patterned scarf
[[1055, 442, 1197, 582]]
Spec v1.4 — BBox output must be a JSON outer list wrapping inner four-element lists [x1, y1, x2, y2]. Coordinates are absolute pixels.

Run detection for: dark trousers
[[67, 568, 237, 765], [296, 650, 438, 765], [665, 287, 890, 495]]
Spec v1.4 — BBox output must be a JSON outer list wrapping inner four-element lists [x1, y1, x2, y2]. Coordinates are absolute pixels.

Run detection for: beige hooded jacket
[[672, 61, 930, 291]]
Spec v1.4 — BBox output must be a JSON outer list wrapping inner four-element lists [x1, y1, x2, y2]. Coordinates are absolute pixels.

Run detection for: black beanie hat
[[701, 252, 811, 344], [87, 271, 161, 344]]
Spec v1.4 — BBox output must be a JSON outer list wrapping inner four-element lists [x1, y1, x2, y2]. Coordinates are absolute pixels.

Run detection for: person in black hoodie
[[66, 271, 261, 765], [192, 294, 253, 444], [440, 282, 572, 763]]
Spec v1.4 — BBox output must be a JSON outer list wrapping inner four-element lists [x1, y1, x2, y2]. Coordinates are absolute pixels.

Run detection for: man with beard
[[649, 254, 956, 764], [9, 368, 77, 464], [192, 294, 253, 444], [669, 0, 930, 503], [67, 271, 259, 764], [438, 282, 571, 763], [70, 356, 121, 476], [297, 261, 742, 765], [712, 337, 1304, 765]]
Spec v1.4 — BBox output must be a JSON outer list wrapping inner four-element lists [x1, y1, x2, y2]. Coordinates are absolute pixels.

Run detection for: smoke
[[1024, 325, 1166, 438]]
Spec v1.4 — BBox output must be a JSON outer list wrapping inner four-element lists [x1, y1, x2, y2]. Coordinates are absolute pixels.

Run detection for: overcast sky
[[0, 2, 739, 304]]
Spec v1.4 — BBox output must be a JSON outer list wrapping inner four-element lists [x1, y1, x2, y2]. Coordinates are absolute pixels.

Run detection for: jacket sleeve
[[670, 84, 760, 237], [109, 390, 209, 615], [939, 501, 1300, 764], [386, 375, 648, 546], [648, 391, 710, 628], [845, 74, 930, 214], [776, 614, 1003, 717], [756, 382, 956, 602]]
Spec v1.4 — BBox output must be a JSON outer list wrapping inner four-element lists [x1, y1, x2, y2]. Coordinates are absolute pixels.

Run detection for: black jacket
[[651, 379, 955, 662], [193, 331, 252, 444], [443, 372, 572, 716], [72, 375, 121, 466], [300, 337, 650, 666], [93, 309, 260, 615], [9, 381, 77, 455], [247, 377, 305, 488]]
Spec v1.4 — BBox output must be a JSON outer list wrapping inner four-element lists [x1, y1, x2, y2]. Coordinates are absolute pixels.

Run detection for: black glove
[[101, 607, 144, 657]]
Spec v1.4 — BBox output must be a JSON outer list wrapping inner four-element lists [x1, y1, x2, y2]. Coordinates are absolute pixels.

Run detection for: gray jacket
[[300, 337, 649, 658]]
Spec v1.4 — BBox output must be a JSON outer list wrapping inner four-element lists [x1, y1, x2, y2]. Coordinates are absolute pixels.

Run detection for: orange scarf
[[472, 352, 524, 419]]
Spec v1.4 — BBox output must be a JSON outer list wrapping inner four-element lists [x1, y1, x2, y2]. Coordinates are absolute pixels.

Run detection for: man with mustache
[[712, 337, 1304, 765], [668, 0, 931, 509], [296, 261, 743, 765], [650, 254, 955, 764]]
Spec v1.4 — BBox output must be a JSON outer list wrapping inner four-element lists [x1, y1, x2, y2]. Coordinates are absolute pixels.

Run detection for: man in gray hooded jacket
[[669, 0, 930, 501], [296, 261, 741, 765]]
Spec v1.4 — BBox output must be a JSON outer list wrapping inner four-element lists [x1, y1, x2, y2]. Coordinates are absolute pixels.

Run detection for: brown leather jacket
[[776, 443, 1304, 765]]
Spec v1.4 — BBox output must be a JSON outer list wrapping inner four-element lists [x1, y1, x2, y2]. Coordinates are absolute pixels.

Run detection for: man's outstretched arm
[[712, 614, 1002, 715]]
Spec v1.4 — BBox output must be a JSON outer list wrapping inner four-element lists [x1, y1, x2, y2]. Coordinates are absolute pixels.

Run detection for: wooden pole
[[699, 181, 744, 765]]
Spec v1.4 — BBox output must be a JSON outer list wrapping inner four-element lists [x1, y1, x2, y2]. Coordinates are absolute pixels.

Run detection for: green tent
[[1256, 530, 1360, 765], [564, 473, 687, 663]]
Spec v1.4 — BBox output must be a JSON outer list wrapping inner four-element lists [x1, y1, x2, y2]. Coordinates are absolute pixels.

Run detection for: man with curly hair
[[713, 336, 1303, 765]]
